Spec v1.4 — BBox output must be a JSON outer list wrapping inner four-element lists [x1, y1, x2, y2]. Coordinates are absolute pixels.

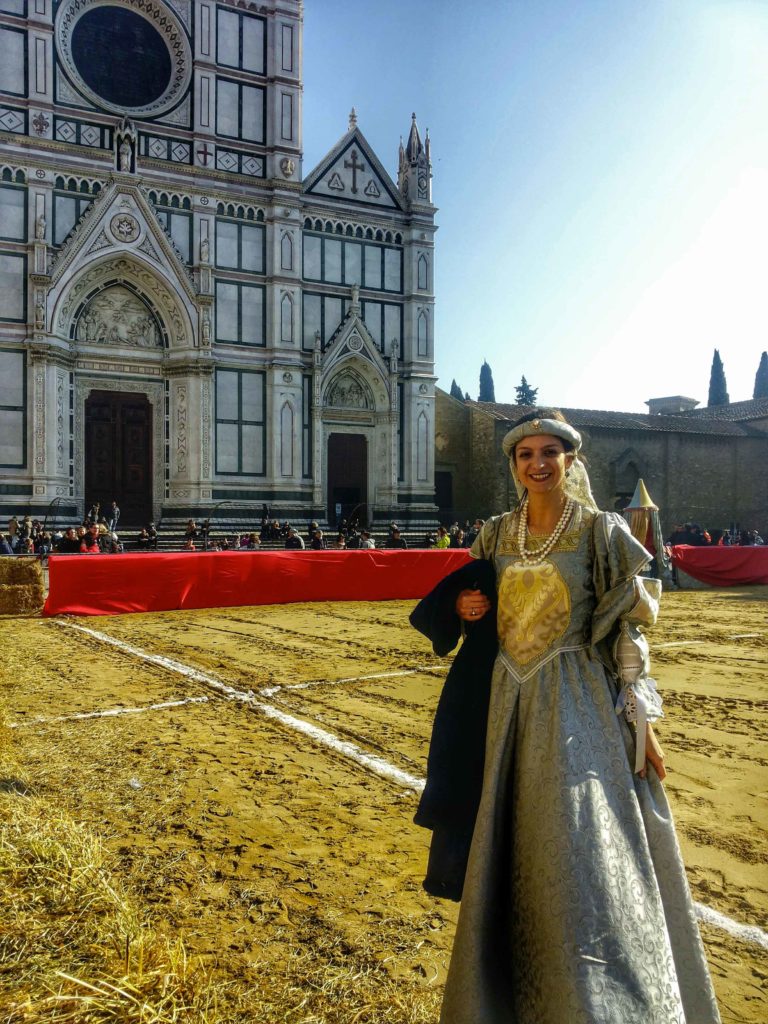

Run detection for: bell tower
[[397, 113, 432, 205]]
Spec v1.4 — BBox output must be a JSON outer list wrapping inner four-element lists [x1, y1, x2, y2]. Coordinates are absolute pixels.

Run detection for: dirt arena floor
[[2, 585, 767, 1022]]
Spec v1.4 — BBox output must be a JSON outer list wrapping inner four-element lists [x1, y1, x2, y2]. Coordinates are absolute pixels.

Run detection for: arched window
[[417, 254, 428, 290], [281, 293, 294, 343], [280, 232, 293, 271], [417, 310, 429, 357]]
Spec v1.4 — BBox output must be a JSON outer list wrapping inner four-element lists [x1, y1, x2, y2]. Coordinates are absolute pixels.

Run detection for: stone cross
[[344, 149, 365, 194]]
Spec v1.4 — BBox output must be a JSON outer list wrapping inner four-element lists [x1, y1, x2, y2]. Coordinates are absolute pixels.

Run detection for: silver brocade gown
[[440, 505, 721, 1024]]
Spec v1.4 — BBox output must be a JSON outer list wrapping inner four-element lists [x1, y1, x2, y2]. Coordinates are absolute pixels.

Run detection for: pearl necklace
[[516, 495, 574, 566]]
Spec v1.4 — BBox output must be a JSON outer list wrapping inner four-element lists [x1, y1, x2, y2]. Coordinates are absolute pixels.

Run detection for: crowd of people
[[666, 523, 764, 546], [4, 505, 764, 559]]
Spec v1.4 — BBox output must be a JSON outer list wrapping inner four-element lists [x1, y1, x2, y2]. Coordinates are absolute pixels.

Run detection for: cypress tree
[[515, 375, 539, 405], [449, 379, 464, 400], [464, 391, 471, 402], [753, 351, 768, 399], [478, 361, 496, 402], [707, 349, 729, 407]]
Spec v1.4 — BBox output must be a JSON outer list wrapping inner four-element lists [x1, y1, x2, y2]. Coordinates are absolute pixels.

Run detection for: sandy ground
[[1, 586, 767, 1022]]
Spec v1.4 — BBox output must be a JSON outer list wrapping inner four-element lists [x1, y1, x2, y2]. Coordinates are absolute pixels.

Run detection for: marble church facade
[[0, 0, 437, 527]]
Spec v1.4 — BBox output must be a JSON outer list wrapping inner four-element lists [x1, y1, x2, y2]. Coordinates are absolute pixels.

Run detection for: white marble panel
[[217, 9, 240, 67], [241, 372, 263, 420], [344, 241, 361, 285], [242, 15, 264, 73], [215, 282, 238, 341], [0, 253, 24, 319], [216, 220, 238, 268], [241, 285, 263, 343], [241, 224, 263, 272], [241, 424, 263, 473], [303, 234, 321, 279], [281, 92, 293, 140], [216, 79, 239, 137], [303, 293, 320, 348], [0, 185, 25, 240], [363, 301, 382, 346], [384, 248, 401, 291], [216, 422, 238, 472], [281, 24, 294, 72], [384, 303, 401, 350], [216, 369, 238, 419], [325, 238, 342, 283], [0, 28, 25, 96], [0, 0, 25, 14], [0, 408, 23, 465], [324, 296, 342, 343], [0, 350, 23, 405], [364, 245, 381, 289], [241, 85, 263, 141]]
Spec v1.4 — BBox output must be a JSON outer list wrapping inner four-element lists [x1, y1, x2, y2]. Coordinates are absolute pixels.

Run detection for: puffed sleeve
[[470, 514, 506, 563], [591, 512, 664, 773]]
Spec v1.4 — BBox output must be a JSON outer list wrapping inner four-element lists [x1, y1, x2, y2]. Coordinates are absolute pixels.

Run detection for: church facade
[[0, 0, 437, 527]]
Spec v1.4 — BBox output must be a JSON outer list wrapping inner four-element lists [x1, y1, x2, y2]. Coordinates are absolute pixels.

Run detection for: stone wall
[[435, 390, 768, 537]]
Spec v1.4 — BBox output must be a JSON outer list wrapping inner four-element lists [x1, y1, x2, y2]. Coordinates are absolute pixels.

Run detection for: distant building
[[435, 392, 768, 536], [0, 0, 436, 527]]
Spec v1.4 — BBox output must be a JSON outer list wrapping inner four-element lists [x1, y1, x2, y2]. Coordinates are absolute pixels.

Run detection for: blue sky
[[302, 0, 768, 412]]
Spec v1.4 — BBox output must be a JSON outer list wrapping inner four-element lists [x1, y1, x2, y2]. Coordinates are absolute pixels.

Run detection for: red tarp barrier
[[43, 549, 474, 616], [670, 545, 768, 586]]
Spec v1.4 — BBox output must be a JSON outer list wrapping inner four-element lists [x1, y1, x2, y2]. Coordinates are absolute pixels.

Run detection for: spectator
[[385, 527, 408, 549], [136, 528, 151, 550], [346, 528, 361, 549], [450, 528, 466, 549], [360, 530, 375, 549], [57, 527, 80, 553], [0, 534, 13, 556], [147, 522, 158, 549], [307, 521, 319, 544], [466, 518, 485, 547], [335, 534, 347, 549], [435, 526, 451, 549], [80, 524, 100, 553], [310, 529, 327, 550], [108, 501, 120, 531], [246, 532, 261, 550], [285, 527, 305, 549], [184, 520, 199, 544], [184, 538, 196, 551]]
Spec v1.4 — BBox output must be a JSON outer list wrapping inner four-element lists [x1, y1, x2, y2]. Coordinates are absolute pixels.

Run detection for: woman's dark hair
[[508, 407, 576, 454]]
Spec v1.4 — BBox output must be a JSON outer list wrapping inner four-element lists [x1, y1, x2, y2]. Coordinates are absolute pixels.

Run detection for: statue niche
[[74, 285, 162, 348], [326, 371, 372, 410]]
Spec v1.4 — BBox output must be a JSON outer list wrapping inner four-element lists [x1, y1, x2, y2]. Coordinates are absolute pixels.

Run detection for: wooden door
[[84, 391, 152, 527], [326, 433, 367, 526]]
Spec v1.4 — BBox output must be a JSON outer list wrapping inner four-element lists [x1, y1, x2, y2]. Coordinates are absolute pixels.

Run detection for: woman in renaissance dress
[[417, 409, 721, 1024]]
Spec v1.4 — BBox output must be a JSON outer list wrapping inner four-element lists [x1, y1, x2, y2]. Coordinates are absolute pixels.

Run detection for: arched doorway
[[327, 433, 367, 527], [85, 391, 152, 526]]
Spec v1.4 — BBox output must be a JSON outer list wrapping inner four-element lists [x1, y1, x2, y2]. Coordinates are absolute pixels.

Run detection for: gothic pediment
[[321, 305, 392, 378], [48, 180, 197, 303], [303, 128, 403, 211]]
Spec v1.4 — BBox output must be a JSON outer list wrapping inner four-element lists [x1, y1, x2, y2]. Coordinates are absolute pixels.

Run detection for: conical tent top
[[627, 478, 657, 510]]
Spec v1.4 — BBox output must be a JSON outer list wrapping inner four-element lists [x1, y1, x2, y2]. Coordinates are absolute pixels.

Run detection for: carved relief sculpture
[[35, 213, 46, 240], [74, 285, 162, 347]]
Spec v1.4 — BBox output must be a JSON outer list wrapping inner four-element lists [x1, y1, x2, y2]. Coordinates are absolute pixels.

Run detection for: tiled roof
[[464, 401, 765, 437], [679, 397, 768, 421]]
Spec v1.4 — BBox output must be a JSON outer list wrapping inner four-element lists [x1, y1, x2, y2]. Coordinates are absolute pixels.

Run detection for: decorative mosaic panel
[[0, 106, 25, 134], [215, 148, 265, 178]]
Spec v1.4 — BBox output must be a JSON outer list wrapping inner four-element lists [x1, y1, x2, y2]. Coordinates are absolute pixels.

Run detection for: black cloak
[[410, 558, 498, 900]]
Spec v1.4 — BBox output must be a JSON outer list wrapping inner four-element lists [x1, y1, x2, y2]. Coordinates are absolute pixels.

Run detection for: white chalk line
[[51, 620, 768, 951], [52, 621, 424, 794], [694, 903, 768, 951], [9, 695, 209, 729], [263, 665, 444, 698], [654, 641, 706, 649]]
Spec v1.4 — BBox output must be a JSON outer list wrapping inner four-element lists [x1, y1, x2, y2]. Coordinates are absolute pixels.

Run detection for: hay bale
[[0, 558, 44, 613]]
